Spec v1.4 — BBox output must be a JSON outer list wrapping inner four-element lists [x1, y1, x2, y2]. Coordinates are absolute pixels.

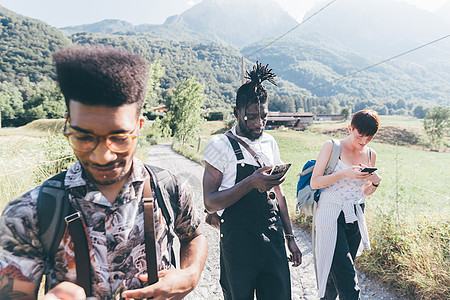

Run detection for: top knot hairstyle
[[53, 45, 149, 114], [236, 61, 277, 109]]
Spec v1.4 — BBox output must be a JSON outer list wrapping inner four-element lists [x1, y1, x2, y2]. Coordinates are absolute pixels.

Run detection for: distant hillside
[[164, 0, 298, 48], [0, 5, 70, 83], [242, 34, 450, 106], [61, 19, 135, 35], [0, 0, 449, 128], [70, 32, 243, 109], [299, 0, 450, 64], [435, 2, 450, 20], [61, 20, 212, 43]]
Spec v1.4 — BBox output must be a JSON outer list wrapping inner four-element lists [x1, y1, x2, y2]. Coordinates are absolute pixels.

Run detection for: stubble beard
[[238, 121, 263, 141]]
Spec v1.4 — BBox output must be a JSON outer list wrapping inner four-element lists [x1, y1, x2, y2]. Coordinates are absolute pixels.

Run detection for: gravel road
[[148, 144, 408, 300]]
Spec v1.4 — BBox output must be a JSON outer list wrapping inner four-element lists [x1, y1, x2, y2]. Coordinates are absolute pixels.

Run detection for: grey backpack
[[296, 139, 341, 216]]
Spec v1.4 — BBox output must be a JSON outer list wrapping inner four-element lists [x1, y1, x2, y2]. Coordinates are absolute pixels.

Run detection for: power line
[[246, 0, 338, 58], [401, 180, 449, 200], [310, 34, 450, 91]]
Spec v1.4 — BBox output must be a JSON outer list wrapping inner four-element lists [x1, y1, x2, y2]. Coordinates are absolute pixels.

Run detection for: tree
[[143, 60, 165, 119], [0, 82, 24, 126], [340, 107, 351, 120], [413, 105, 428, 119], [163, 78, 206, 145], [423, 106, 450, 151]]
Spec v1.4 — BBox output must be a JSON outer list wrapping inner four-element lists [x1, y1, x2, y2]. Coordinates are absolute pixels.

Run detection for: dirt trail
[[147, 144, 408, 300]]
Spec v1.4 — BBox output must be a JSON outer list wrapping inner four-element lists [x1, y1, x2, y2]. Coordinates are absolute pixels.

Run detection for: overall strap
[[225, 131, 265, 167], [64, 207, 92, 296], [143, 177, 159, 285], [226, 135, 244, 161]]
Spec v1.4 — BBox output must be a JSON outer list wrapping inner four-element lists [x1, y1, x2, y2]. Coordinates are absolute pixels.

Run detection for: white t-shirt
[[202, 127, 283, 215]]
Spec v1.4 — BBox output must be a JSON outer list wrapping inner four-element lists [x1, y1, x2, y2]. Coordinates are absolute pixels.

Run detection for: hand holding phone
[[270, 163, 292, 176], [360, 167, 377, 173]]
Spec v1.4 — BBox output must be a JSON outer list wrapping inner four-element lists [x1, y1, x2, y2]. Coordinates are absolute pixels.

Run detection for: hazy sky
[[0, 0, 448, 27]]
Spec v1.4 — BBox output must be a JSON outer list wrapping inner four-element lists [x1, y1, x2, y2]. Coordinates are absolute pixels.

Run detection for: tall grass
[[2, 119, 448, 299], [271, 129, 449, 300], [0, 133, 76, 211], [173, 122, 449, 299]]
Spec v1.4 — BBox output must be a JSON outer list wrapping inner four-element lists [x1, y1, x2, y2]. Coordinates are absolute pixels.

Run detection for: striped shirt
[[314, 159, 371, 298]]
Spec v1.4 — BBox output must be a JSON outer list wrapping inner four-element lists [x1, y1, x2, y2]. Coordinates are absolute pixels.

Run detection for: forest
[[0, 5, 447, 127]]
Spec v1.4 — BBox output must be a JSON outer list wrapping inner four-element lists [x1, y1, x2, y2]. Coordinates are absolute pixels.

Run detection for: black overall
[[219, 137, 291, 300]]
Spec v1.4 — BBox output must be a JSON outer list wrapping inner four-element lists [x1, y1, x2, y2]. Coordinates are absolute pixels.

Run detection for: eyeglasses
[[63, 119, 139, 153]]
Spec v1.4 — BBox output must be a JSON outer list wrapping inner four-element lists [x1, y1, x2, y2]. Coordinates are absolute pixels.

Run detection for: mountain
[[298, 0, 450, 64], [242, 34, 450, 106], [61, 19, 212, 43], [435, 1, 450, 21], [164, 0, 298, 48], [0, 5, 70, 83], [0, 0, 449, 128], [61, 19, 135, 35]]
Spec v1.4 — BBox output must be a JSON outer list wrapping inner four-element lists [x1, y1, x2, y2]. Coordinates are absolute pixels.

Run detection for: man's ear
[[138, 116, 145, 130], [233, 107, 238, 119]]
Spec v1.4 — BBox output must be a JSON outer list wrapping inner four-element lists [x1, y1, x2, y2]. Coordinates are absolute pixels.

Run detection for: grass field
[[174, 117, 449, 299], [1, 117, 448, 299]]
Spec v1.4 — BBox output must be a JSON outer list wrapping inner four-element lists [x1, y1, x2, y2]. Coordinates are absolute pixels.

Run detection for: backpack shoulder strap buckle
[[64, 212, 81, 224]]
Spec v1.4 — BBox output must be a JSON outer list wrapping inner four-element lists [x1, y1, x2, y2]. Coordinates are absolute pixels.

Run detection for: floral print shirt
[[0, 158, 202, 299]]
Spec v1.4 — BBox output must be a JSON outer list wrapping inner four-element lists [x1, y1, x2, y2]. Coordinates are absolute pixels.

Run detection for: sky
[[0, 0, 448, 28]]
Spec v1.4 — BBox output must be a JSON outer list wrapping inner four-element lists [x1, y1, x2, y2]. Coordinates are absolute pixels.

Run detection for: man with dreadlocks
[[202, 62, 302, 299]]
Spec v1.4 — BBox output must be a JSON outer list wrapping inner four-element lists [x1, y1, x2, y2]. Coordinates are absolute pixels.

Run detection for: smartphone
[[270, 163, 292, 176], [360, 167, 377, 173]]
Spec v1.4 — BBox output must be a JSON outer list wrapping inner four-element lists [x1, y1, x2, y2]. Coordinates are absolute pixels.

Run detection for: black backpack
[[36, 164, 179, 296]]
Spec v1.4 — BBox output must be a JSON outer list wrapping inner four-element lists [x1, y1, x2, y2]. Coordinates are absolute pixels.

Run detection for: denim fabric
[[220, 163, 290, 300]]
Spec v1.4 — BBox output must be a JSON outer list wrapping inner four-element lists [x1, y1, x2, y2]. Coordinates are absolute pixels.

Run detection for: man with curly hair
[[202, 62, 302, 300], [0, 45, 208, 299]]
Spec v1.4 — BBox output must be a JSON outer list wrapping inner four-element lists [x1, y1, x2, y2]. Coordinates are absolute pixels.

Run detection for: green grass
[[2, 117, 448, 299], [273, 129, 449, 300], [310, 115, 424, 134], [174, 120, 449, 299]]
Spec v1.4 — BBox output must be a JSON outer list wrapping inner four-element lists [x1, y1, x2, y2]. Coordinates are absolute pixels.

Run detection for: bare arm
[[361, 150, 382, 196], [43, 282, 86, 300], [121, 234, 208, 300], [273, 185, 302, 267], [0, 276, 36, 300], [203, 162, 284, 213]]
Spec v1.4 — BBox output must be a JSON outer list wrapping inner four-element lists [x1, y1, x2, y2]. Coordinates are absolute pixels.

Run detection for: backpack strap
[[37, 165, 179, 295], [324, 139, 341, 175], [144, 164, 179, 267], [312, 139, 340, 288], [64, 205, 92, 296], [37, 172, 68, 264], [37, 171, 92, 296], [142, 177, 159, 285], [37, 172, 69, 293]]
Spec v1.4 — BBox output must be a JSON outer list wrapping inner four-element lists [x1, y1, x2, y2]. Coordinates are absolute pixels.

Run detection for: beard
[[238, 121, 263, 141], [79, 160, 128, 186]]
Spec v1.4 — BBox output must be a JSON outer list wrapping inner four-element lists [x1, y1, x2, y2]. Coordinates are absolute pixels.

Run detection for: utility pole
[[241, 57, 245, 84]]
